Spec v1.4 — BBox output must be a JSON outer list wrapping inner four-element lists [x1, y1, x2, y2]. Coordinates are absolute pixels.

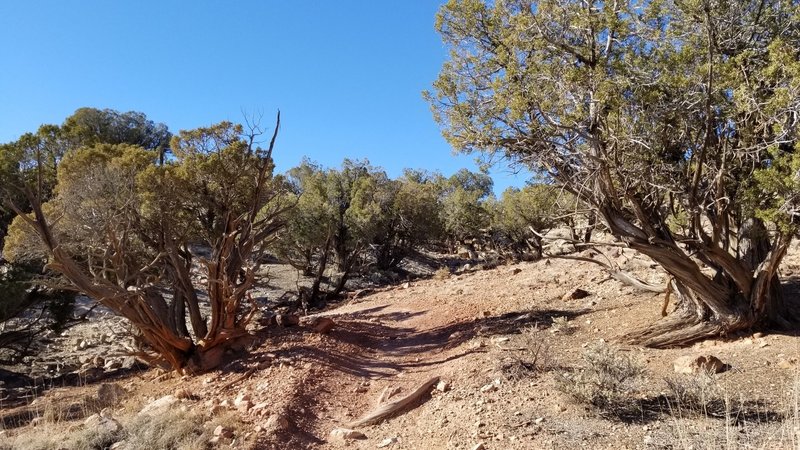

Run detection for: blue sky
[[0, 1, 528, 193]]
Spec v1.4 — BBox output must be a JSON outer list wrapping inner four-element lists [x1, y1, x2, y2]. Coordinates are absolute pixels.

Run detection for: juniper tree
[[2, 115, 291, 372], [427, 0, 800, 346]]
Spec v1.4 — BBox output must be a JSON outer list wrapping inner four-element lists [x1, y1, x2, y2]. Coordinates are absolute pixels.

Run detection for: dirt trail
[[260, 259, 616, 449], [2, 252, 798, 449], [258, 255, 799, 449], [272, 295, 489, 449]]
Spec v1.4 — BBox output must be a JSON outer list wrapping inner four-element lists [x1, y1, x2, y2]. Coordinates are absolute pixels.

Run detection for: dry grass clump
[[549, 316, 577, 335], [433, 267, 451, 280], [0, 421, 120, 450], [0, 406, 246, 450], [121, 408, 211, 450], [556, 342, 645, 417], [499, 326, 552, 381], [663, 373, 800, 450], [665, 372, 726, 417], [63, 425, 123, 450]]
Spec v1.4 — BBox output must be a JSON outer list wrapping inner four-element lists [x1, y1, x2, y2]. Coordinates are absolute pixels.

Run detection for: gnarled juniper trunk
[[602, 205, 794, 348]]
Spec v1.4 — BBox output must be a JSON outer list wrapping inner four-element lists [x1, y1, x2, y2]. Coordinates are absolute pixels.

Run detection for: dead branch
[[547, 254, 666, 293], [347, 376, 440, 428], [375, 385, 401, 406], [528, 227, 626, 248], [220, 368, 256, 391]]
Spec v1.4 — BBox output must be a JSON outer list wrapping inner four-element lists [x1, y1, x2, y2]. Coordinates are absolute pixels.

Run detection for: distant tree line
[[0, 107, 569, 372]]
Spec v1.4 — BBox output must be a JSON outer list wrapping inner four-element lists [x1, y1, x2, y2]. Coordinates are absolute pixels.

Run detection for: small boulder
[[104, 359, 122, 371], [264, 414, 290, 433], [275, 314, 300, 327], [138, 394, 179, 416], [377, 437, 399, 448], [301, 317, 337, 334], [121, 356, 139, 370], [330, 427, 367, 441], [509, 267, 522, 275], [436, 380, 451, 392], [213, 425, 234, 439], [234, 392, 252, 407], [778, 358, 798, 369], [238, 403, 255, 414], [85, 413, 123, 434], [673, 355, 727, 374], [250, 401, 270, 416]]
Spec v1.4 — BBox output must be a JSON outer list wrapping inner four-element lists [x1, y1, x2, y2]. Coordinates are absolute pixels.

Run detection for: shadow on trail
[[259, 307, 590, 379], [334, 307, 589, 354]]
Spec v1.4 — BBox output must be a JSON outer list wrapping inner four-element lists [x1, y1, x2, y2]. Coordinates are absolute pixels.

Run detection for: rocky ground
[[0, 245, 799, 449]]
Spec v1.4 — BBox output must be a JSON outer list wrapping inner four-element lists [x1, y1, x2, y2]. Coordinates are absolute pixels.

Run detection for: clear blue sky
[[0, 1, 528, 193]]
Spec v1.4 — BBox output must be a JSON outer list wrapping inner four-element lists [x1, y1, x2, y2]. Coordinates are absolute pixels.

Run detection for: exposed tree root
[[622, 315, 727, 348]]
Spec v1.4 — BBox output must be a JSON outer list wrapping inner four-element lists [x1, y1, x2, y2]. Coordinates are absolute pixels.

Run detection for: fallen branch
[[496, 344, 526, 351], [220, 368, 256, 391], [376, 385, 401, 406], [547, 254, 665, 293], [347, 376, 439, 428], [609, 270, 666, 294]]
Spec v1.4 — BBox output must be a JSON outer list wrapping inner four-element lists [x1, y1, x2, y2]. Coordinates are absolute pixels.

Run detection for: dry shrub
[[549, 316, 576, 335], [499, 326, 552, 380], [41, 397, 102, 424], [0, 407, 246, 450], [665, 373, 726, 417], [0, 421, 120, 450], [556, 342, 645, 416], [663, 374, 800, 450], [64, 426, 122, 450], [433, 267, 451, 280], [122, 409, 210, 450]]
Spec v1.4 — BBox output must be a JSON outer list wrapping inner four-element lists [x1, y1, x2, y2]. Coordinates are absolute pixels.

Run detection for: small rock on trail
[[330, 427, 367, 441], [673, 355, 728, 374]]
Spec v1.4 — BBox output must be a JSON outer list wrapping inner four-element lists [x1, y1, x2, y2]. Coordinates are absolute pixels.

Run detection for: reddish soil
[[2, 246, 799, 449]]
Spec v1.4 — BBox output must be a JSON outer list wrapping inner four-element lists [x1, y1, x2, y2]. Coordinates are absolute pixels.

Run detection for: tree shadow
[[554, 366, 787, 426], [777, 276, 800, 333], [238, 307, 590, 381], [604, 395, 786, 425]]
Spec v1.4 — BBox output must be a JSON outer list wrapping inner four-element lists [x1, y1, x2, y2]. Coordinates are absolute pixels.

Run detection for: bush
[[433, 267, 451, 280], [549, 316, 577, 335], [556, 342, 645, 416], [0, 408, 241, 450], [665, 373, 727, 418], [498, 326, 552, 381], [122, 409, 212, 450]]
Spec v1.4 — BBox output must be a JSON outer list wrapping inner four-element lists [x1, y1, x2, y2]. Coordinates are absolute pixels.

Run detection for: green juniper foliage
[[428, 0, 800, 346]]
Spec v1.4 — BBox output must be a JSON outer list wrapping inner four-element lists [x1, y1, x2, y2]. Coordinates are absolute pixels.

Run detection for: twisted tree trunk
[[599, 204, 794, 348]]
